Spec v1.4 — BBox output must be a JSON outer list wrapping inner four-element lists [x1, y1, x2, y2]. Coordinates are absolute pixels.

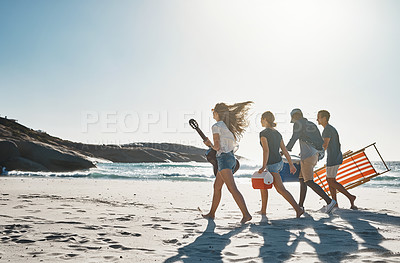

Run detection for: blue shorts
[[217, 151, 236, 172], [267, 160, 283, 173]]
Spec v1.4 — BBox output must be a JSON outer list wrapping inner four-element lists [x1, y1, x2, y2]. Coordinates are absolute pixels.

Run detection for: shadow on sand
[[164, 219, 247, 263], [250, 209, 400, 262], [165, 209, 400, 262]]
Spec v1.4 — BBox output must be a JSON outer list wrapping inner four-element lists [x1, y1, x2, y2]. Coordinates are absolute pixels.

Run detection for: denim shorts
[[217, 151, 236, 172], [267, 160, 284, 173]]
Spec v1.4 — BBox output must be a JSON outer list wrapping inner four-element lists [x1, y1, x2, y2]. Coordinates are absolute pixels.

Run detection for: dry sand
[[0, 177, 399, 262]]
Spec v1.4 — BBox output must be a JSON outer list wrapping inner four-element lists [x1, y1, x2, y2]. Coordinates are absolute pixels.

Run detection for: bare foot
[[296, 207, 304, 218], [350, 195, 357, 209], [202, 213, 215, 220], [240, 214, 252, 224]]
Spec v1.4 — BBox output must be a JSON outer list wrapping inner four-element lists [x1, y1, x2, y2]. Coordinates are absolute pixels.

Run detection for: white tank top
[[211, 121, 238, 156]]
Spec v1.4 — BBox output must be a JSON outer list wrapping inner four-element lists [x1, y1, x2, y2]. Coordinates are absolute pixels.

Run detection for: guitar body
[[189, 119, 240, 176], [205, 148, 219, 177]]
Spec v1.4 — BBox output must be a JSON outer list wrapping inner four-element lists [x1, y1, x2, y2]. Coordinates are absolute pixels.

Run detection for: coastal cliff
[[0, 117, 208, 172]]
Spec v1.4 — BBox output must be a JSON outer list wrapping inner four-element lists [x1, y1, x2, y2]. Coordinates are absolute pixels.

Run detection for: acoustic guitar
[[189, 119, 240, 176]]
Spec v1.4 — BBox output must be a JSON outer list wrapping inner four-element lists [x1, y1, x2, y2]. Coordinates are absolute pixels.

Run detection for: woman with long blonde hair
[[203, 101, 253, 224]]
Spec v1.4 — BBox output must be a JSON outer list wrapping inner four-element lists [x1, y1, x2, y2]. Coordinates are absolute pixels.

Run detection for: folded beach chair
[[313, 143, 390, 195]]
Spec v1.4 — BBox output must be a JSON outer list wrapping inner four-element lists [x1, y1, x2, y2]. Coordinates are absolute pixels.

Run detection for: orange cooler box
[[252, 171, 273, 189]]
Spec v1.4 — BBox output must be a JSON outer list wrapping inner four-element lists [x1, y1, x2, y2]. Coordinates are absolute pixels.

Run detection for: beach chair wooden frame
[[313, 143, 391, 195]]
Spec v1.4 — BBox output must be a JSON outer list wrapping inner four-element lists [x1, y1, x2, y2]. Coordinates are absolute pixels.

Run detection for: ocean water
[[6, 161, 400, 189]]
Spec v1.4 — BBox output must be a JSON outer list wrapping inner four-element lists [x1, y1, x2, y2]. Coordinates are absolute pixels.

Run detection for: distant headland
[[0, 117, 209, 172]]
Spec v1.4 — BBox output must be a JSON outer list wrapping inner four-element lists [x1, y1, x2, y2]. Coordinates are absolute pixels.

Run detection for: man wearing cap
[[286, 108, 336, 213]]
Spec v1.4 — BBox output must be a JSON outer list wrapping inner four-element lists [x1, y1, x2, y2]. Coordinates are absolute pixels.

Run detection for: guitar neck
[[195, 128, 208, 141]]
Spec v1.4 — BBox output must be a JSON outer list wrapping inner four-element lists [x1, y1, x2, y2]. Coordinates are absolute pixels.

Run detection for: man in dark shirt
[[317, 110, 357, 209], [287, 109, 336, 213]]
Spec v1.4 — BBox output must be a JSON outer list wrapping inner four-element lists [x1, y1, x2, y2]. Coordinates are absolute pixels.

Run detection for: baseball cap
[[290, 108, 302, 123]]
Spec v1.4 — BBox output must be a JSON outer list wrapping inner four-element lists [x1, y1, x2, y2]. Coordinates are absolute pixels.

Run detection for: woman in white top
[[203, 101, 253, 224]]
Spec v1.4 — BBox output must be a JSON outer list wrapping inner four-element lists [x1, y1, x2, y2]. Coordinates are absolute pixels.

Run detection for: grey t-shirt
[[322, 124, 343, 166], [299, 140, 318, 160], [259, 128, 282, 165]]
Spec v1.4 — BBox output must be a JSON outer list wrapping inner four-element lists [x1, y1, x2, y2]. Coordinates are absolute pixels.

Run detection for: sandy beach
[[0, 177, 399, 262]]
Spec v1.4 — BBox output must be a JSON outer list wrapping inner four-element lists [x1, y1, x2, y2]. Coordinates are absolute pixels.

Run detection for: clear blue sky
[[1, 0, 399, 161]]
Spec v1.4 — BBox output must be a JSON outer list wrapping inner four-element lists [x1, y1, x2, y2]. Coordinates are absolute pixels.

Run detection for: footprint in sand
[[109, 244, 133, 250], [182, 222, 200, 226], [15, 239, 36, 244], [1, 224, 32, 241], [13, 205, 27, 209], [151, 216, 171, 222], [68, 244, 86, 251], [63, 253, 80, 259], [163, 239, 179, 244], [142, 223, 177, 231], [55, 221, 83, 225], [116, 216, 135, 221], [44, 233, 80, 243], [119, 231, 141, 237], [103, 256, 117, 260], [77, 225, 103, 230]]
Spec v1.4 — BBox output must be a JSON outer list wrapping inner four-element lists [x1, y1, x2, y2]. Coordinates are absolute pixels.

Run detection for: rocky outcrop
[[73, 143, 207, 163], [14, 141, 95, 172], [0, 117, 209, 172], [0, 140, 20, 161], [0, 140, 47, 171], [0, 140, 95, 172], [3, 156, 49, 172], [0, 118, 96, 172]]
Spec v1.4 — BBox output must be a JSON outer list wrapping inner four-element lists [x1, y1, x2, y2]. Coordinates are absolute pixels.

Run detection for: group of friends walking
[[202, 101, 357, 224]]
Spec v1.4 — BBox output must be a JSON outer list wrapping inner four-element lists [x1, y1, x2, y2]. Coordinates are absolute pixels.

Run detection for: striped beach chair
[[313, 143, 390, 195]]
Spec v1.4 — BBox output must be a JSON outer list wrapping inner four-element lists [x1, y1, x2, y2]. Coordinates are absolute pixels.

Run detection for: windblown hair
[[318, 110, 330, 121], [214, 101, 253, 140], [261, 111, 277, 127]]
